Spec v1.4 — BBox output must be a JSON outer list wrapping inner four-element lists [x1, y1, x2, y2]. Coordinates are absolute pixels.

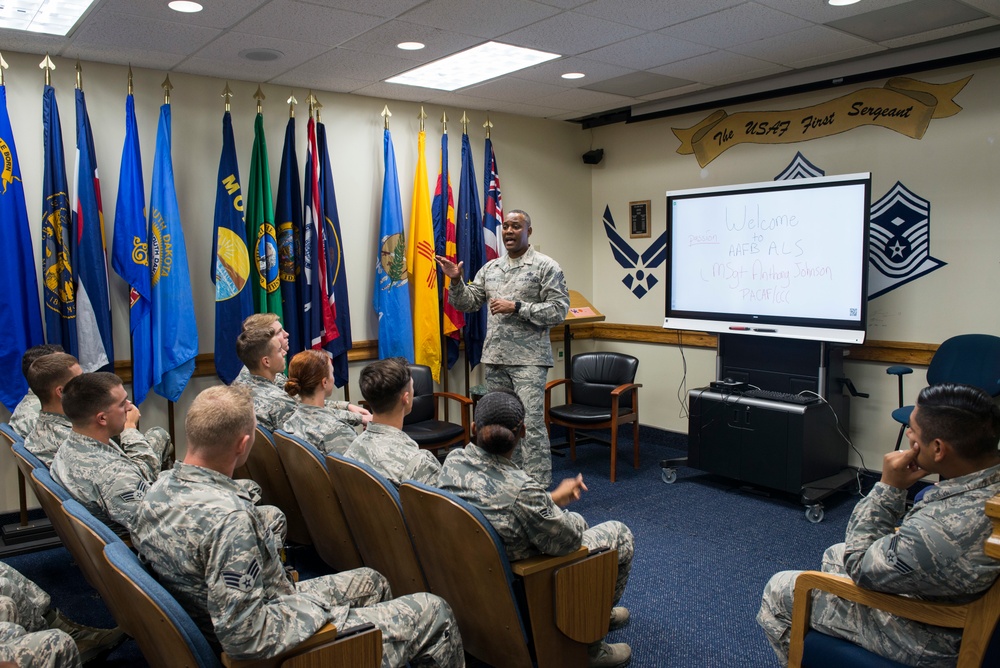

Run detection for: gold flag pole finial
[[483, 115, 493, 139], [418, 106, 427, 132], [75, 60, 82, 90], [381, 104, 391, 130], [460, 111, 469, 134], [221, 82, 233, 113], [127, 64, 133, 96], [306, 91, 316, 117], [161, 74, 173, 104], [40, 53, 55, 86], [314, 97, 323, 123], [0, 53, 8, 87], [287, 91, 297, 118], [441, 111, 448, 135], [254, 85, 265, 114]]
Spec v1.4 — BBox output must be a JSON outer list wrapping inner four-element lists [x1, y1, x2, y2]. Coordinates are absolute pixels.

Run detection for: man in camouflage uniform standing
[[439, 392, 633, 668], [437, 209, 569, 487], [344, 358, 441, 487], [23, 352, 80, 467], [758, 383, 1000, 667], [134, 385, 464, 666]]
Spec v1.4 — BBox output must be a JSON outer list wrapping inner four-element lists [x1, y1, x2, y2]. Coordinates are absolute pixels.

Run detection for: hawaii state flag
[[275, 116, 303, 357], [111, 93, 153, 404], [0, 84, 45, 411], [456, 131, 485, 369], [407, 130, 441, 381], [432, 133, 463, 369], [148, 103, 197, 401], [373, 127, 413, 361], [482, 136, 504, 261], [318, 120, 352, 386], [302, 114, 335, 352], [247, 112, 282, 319], [73, 88, 113, 372], [211, 111, 252, 384]]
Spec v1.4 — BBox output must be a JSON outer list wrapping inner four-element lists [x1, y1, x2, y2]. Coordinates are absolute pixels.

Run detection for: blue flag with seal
[[111, 93, 153, 404], [275, 117, 303, 358], [148, 103, 197, 401], [318, 120, 352, 386], [0, 84, 45, 411], [456, 131, 486, 369], [41, 84, 77, 356], [211, 111, 252, 384], [373, 128, 413, 361], [73, 88, 113, 372]]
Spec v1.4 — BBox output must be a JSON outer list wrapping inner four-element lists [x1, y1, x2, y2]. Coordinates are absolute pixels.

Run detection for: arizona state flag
[[73, 88, 113, 372], [406, 130, 441, 381], [0, 84, 45, 411], [211, 111, 252, 384], [111, 93, 153, 404], [432, 133, 463, 369], [247, 112, 282, 318], [456, 131, 486, 369], [275, 117, 302, 357], [41, 84, 77, 356], [373, 127, 413, 361], [482, 136, 504, 261], [318, 120, 352, 386], [148, 103, 197, 401]]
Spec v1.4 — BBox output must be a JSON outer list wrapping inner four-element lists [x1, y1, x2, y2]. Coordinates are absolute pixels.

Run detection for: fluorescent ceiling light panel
[[387, 41, 561, 91], [0, 0, 97, 35]]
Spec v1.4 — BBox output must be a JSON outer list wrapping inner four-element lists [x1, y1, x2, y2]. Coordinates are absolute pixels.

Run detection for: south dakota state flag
[[373, 128, 413, 361], [111, 93, 153, 404], [148, 104, 197, 401], [212, 111, 252, 384], [73, 88, 113, 372], [318, 120, 352, 386], [0, 85, 45, 411], [275, 117, 302, 357]]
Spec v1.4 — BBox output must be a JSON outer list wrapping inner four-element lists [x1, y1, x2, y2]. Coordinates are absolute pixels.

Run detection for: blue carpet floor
[[1, 429, 866, 667]]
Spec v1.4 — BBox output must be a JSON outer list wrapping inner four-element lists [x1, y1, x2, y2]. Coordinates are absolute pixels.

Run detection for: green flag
[[246, 112, 282, 317]]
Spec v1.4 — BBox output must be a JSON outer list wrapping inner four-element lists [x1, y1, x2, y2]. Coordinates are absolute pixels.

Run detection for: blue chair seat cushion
[[802, 630, 909, 668], [891, 405, 914, 427], [548, 403, 629, 425], [404, 420, 465, 446]]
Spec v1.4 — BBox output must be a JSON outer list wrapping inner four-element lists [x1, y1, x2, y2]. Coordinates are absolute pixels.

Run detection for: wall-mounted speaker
[[582, 148, 604, 165]]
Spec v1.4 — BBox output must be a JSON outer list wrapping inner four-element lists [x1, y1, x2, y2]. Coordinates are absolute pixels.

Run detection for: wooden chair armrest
[[510, 546, 589, 577], [609, 383, 642, 397], [223, 623, 382, 668], [987, 496, 1000, 559], [544, 378, 570, 394], [788, 571, 970, 668], [432, 391, 474, 406], [554, 548, 617, 643]]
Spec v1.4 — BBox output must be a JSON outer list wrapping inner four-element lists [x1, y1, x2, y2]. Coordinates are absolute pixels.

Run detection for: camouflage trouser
[[485, 364, 551, 488], [581, 521, 634, 606], [0, 624, 81, 668], [300, 568, 464, 668], [0, 563, 49, 631], [144, 426, 175, 470], [757, 542, 960, 667]]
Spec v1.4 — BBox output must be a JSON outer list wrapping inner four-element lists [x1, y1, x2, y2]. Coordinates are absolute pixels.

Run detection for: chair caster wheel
[[805, 505, 825, 523], [661, 468, 677, 484]]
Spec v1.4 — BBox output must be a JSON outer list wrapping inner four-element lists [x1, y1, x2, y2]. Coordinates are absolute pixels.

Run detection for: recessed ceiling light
[[239, 48, 284, 62], [562, 72, 586, 80], [0, 0, 99, 36], [168, 1, 203, 12], [397, 41, 425, 51], [387, 41, 561, 91], [827, 0, 862, 6]]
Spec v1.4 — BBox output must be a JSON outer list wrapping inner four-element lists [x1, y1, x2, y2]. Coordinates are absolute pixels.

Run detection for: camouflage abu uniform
[[50, 428, 164, 536], [439, 443, 633, 605], [23, 411, 72, 468], [234, 373, 360, 432], [0, 563, 80, 668], [758, 463, 1000, 667], [344, 423, 441, 488], [9, 390, 41, 438], [282, 403, 359, 456], [134, 463, 464, 666], [449, 246, 569, 487]]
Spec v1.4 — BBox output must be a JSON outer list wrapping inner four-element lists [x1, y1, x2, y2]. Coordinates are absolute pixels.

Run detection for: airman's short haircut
[[62, 372, 123, 424], [27, 353, 80, 403], [358, 358, 411, 414], [242, 313, 279, 332], [186, 385, 256, 454], [21, 344, 65, 378], [236, 328, 278, 370], [915, 383, 1000, 460]]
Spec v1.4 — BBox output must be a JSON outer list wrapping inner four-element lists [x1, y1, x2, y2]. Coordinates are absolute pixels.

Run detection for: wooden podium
[[560, 290, 605, 377]]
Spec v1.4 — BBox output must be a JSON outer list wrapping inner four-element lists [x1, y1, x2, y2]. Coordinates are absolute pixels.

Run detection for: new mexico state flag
[[407, 130, 441, 381]]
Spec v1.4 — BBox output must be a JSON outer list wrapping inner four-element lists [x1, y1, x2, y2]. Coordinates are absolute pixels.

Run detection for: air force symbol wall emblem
[[601, 205, 667, 299], [223, 558, 261, 593]]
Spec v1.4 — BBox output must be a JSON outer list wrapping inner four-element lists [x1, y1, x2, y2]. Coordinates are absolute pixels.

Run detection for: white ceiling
[[2, 0, 999, 122]]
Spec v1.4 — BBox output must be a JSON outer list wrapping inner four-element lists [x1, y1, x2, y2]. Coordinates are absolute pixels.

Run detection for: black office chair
[[545, 352, 641, 482], [887, 334, 1000, 450], [402, 364, 473, 456]]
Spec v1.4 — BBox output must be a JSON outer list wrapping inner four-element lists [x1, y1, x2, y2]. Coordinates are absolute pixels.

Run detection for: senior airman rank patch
[[223, 558, 261, 593]]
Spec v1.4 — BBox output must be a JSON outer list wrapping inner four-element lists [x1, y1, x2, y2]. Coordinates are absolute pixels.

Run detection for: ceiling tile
[[71, 9, 221, 55], [510, 56, 635, 87], [752, 0, 913, 23], [827, 0, 988, 41], [636, 81, 712, 101], [535, 86, 634, 110], [298, 0, 427, 19], [276, 47, 416, 85], [574, 0, 744, 31], [399, 0, 561, 39], [182, 31, 330, 81], [499, 10, 644, 55], [64, 45, 187, 72], [958, 0, 1000, 17], [0, 28, 66, 56], [658, 3, 812, 48], [879, 16, 1000, 46], [269, 69, 370, 94], [350, 81, 440, 103], [228, 0, 384, 46], [582, 71, 691, 96], [580, 33, 714, 70], [651, 50, 789, 86], [99, 0, 268, 29], [729, 25, 883, 67], [461, 77, 570, 102], [337, 19, 480, 61]]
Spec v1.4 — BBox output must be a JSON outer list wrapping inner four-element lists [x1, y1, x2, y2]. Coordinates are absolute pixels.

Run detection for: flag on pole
[[41, 84, 78, 357], [275, 116, 303, 357], [302, 114, 336, 352], [432, 133, 463, 369], [111, 93, 153, 404], [148, 103, 197, 401], [317, 120, 352, 386], [73, 88, 113, 372], [407, 130, 441, 381], [373, 127, 413, 361], [456, 131, 486, 369], [0, 84, 45, 411], [211, 111, 252, 384], [482, 136, 504, 261], [247, 112, 282, 319]]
